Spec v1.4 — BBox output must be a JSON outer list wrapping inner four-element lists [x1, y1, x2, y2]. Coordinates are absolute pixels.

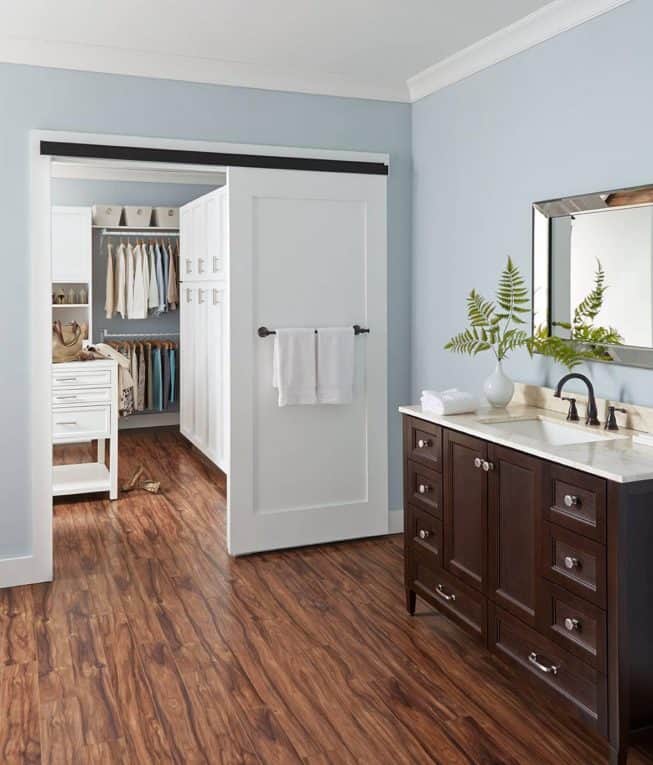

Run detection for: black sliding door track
[[40, 141, 388, 176]]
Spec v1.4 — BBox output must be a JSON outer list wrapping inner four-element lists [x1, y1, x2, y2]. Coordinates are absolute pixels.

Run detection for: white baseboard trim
[[388, 508, 404, 534], [0, 553, 52, 589]]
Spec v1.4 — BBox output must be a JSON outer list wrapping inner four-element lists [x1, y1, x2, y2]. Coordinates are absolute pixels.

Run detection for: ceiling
[[0, 0, 629, 101]]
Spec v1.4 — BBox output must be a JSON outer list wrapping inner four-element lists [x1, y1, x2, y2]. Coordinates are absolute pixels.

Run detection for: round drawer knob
[[474, 457, 483, 469], [418, 529, 430, 540], [564, 617, 581, 632], [417, 439, 432, 449], [564, 555, 580, 570], [482, 460, 494, 472], [418, 484, 431, 494], [564, 494, 579, 508]]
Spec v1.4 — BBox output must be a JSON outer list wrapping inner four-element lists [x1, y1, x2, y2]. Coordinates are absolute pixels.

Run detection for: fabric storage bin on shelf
[[92, 205, 122, 227], [153, 207, 180, 228], [124, 206, 152, 227]]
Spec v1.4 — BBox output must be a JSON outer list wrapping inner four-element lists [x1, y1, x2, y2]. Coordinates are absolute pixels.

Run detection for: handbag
[[52, 320, 86, 363]]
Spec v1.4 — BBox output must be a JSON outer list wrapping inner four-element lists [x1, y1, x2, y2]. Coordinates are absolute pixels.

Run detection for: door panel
[[207, 283, 227, 471], [443, 430, 487, 591], [51, 207, 91, 282], [194, 285, 209, 450], [180, 284, 196, 443], [227, 167, 387, 555], [488, 444, 542, 626]]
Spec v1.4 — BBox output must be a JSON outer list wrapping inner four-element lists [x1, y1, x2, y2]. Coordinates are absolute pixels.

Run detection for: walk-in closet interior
[[51, 163, 229, 502]]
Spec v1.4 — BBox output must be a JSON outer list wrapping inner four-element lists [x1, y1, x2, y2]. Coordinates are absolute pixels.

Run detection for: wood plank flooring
[[1, 428, 652, 764]]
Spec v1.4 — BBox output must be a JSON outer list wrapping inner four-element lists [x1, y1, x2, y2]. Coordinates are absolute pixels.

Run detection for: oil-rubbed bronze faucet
[[553, 373, 600, 426]]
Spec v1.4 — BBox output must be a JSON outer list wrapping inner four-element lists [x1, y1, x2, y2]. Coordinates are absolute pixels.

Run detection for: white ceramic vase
[[483, 361, 514, 408]]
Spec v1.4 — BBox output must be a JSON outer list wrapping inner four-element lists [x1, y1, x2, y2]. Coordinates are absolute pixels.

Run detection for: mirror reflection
[[533, 184, 653, 369]]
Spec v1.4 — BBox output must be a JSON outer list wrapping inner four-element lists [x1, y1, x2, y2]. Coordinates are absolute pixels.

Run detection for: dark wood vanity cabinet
[[403, 414, 653, 765]]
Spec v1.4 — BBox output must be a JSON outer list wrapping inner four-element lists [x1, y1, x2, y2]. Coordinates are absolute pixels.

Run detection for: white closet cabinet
[[180, 186, 228, 473], [179, 188, 227, 281], [51, 206, 92, 282]]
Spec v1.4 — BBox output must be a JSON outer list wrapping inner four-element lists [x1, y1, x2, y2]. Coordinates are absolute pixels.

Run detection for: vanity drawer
[[536, 580, 606, 672], [53, 387, 112, 406], [52, 405, 111, 441], [544, 464, 606, 544], [410, 548, 485, 641], [404, 416, 442, 471], [406, 504, 442, 568], [540, 522, 606, 608], [489, 605, 606, 734], [405, 461, 442, 518], [52, 368, 112, 389]]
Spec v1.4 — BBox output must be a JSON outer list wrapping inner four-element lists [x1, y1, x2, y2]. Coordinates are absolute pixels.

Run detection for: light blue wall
[[0, 64, 411, 558], [412, 0, 653, 406]]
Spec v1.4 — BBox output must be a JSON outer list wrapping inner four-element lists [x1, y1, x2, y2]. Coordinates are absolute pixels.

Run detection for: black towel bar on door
[[257, 325, 370, 338]]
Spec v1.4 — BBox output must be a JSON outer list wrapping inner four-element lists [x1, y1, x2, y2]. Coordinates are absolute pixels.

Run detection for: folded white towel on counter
[[317, 327, 355, 404], [272, 328, 317, 406], [420, 388, 479, 415]]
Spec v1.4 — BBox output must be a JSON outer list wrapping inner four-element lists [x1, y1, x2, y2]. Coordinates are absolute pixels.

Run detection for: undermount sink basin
[[479, 416, 622, 447]]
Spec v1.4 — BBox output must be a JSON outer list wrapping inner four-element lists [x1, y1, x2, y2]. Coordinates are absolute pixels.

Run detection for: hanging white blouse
[[131, 243, 147, 319], [115, 243, 127, 319], [126, 242, 135, 319], [104, 242, 115, 319], [148, 243, 159, 312]]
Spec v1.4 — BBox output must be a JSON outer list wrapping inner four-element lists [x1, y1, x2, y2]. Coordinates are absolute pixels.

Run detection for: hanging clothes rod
[[257, 325, 370, 338], [100, 229, 180, 237], [102, 330, 180, 339]]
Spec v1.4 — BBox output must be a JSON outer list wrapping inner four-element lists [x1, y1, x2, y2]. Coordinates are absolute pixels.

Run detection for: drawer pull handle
[[56, 421, 78, 426], [186, 289, 193, 303], [418, 529, 430, 540], [198, 258, 205, 273], [55, 395, 78, 400], [474, 457, 483, 469], [55, 377, 78, 382], [213, 289, 220, 305], [417, 438, 432, 449], [564, 556, 581, 570], [564, 494, 580, 508], [213, 256, 221, 272], [528, 652, 559, 676], [564, 617, 581, 632], [198, 289, 205, 304], [435, 584, 456, 602], [418, 484, 431, 494], [186, 259, 192, 274], [482, 460, 494, 472]]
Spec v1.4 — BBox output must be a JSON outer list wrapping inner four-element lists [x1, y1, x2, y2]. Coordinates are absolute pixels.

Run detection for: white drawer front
[[53, 388, 112, 405], [53, 405, 111, 441], [52, 369, 112, 389]]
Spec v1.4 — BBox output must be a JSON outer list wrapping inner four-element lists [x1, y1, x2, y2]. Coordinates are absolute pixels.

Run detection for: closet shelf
[[52, 463, 111, 497], [94, 225, 179, 232], [52, 303, 89, 308]]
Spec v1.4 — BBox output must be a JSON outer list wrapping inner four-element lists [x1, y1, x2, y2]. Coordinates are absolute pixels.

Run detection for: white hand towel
[[317, 327, 354, 405], [421, 388, 478, 415], [272, 329, 317, 406]]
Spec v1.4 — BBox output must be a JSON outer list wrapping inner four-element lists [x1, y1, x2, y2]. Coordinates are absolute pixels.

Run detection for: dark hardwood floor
[[1, 428, 652, 764]]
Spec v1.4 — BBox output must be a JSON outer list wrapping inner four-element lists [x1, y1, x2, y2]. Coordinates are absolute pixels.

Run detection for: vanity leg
[[406, 589, 416, 615], [109, 435, 118, 501], [97, 438, 106, 464], [608, 745, 628, 765]]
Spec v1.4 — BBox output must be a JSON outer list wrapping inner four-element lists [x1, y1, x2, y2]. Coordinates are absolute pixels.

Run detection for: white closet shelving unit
[[180, 187, 229, 472]]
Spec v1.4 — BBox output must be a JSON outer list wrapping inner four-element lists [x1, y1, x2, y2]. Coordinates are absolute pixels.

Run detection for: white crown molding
[[407, 0, 633, 102], [0, 36, 410, 103]]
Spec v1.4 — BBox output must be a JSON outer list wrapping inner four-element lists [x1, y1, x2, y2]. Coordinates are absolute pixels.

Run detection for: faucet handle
[[605, 406, 627, 431], [562, 397, 579, 422]]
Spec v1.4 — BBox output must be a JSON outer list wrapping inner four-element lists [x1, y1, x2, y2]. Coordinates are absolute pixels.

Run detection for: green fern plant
[[530, 260, 623, 367], [445, 257, 531, 362]]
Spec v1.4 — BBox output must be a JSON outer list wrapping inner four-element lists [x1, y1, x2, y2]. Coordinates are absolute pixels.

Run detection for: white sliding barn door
[[227, 167, 388, 555]]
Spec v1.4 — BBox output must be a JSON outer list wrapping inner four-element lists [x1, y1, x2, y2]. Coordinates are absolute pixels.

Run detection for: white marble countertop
[[399, 404, 653, 484]]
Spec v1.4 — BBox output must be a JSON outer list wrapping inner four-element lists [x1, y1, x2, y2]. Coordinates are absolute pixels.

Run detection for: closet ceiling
[[0, 0, 589, 101]]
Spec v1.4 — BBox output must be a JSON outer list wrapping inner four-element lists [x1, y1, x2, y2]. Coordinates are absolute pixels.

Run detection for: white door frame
[[0, 129, 388, 589]]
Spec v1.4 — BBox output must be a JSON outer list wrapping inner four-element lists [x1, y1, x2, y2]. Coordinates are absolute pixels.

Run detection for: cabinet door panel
[[52, 207, 91, 282], [443, 430, 487, 592], [488, 444, 542, 627], [207, 283, 227, 470], [194, 286, 209, 450]]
